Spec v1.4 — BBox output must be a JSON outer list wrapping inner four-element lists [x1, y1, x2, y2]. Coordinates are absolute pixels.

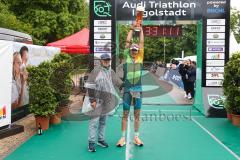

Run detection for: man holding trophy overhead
[[117, 6, 145, 147]]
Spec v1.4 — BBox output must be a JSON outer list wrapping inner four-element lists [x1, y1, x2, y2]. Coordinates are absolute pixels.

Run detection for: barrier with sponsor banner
[[0, 40, 60, 128], [163, 68, 184, 89], [0, 41, 13, 128]]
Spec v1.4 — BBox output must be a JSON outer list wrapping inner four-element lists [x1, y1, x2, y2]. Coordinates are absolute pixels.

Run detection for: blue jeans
[[88, 115, 107, 143]]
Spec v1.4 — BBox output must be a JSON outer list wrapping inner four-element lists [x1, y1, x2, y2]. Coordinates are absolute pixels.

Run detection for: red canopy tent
[[47, 28, 89, 54]]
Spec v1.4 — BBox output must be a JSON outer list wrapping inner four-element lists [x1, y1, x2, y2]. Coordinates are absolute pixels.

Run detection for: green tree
[[231, 8, 240, 43], [6, 0, 89, 45], [174, 25, 197, 57], [0, 1, 32, 33]]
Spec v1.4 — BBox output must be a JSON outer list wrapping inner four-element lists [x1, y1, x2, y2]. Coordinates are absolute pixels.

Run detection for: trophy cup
[[134, 6, 145, 32]]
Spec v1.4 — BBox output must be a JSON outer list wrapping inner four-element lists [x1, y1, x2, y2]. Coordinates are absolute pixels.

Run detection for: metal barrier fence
[[70, 69, 88, 89]]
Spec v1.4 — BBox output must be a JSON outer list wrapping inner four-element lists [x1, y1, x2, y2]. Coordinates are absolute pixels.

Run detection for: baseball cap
[[130, 44, 140, 51], [100, 53, 111, 60]]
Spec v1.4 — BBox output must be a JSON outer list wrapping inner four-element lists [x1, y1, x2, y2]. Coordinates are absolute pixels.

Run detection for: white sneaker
[[116, 137, 126, 147], [188, 93, 192, 99], [134, 136, 144, 146]]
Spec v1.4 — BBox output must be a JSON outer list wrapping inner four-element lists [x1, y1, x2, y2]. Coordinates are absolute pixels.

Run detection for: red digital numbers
[[145, 26, 151, 36], [152, 27, 158, 36], [143, 26, 182, 37]]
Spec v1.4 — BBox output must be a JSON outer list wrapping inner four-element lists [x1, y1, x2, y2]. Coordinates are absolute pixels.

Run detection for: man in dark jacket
[[187, 61, 196, 99], [178, 60, 191, 98]]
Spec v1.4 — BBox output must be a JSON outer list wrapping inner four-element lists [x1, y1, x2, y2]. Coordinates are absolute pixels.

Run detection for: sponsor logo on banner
[[94, 1, 112, 17], [207, 8, 225, 14], [207, 40, 225, 46], [94, 40, 112, 46], [94, 33, 112, 40], [206, 60, 225, 66], [206, 73, 224, 79], [207, 26, 225, 32], [94, 27, 112, 33], [207, 46, 225, 52], [207, 53, 225, 59], [207, 95, 225, 109], [206, 67, 224, 73], [94, 20, 112, 26], [206, 80, 223, 87], [206, 1, 226, 14], [207, 19, 226, 26], [163, 69, 184, 89], [94, 47, 111, 52], [207, 33, 225, 39], [0, 105, 6, 120]]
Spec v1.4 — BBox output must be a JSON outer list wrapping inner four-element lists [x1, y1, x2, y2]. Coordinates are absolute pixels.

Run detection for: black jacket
[[187, 66, 196, 82], [178, 64, 189, 80]]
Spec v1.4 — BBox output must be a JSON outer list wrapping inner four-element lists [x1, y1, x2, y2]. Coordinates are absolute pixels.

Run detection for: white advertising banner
[[206, 80, 223, 87], [206, 60, 225, 66], [94, 40, 112, 46], [0, 40, 60, 127], [206, 73, 224, 80], [94, 46, 111, 53], [94, 27, 112, 33], [207, 53, 225, 60], [206, 67, 224, 73], [207, 40, 225, 46], [94, 33, 112, 40], [94, 20, 112, 27], [207, 33, 225, 39], [0, 41, 13, 127], [207, 26, 225, 33], [207, 19, 226, 26], [13, 42, 61, 66]]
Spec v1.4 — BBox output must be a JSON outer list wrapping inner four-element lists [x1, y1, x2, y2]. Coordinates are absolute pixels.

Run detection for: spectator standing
[[187, 61, 196, 99], [178, 60, 191, 98]]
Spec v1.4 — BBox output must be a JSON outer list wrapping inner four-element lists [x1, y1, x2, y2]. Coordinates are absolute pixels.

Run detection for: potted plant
[[50, 54, 73, 118], [27, 62, 57, 130], [223, 52, 240, 126], [224, 95, 234, 121]]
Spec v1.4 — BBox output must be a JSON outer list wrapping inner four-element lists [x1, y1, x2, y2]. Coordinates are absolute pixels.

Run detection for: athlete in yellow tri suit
[[117, 22, 144, 147]]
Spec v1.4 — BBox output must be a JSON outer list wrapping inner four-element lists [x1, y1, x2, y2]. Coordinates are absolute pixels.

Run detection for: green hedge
[[27, 53, 89, 116], [223, 52, 240, 114], [27, 62, 57, 116], [50, 54, 73, 106]]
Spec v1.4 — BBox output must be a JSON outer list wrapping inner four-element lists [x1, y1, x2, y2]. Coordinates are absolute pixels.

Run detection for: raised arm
[[126, 22, 140, 48], [139, 27, 144, 49], [125, 27, 134, 48]]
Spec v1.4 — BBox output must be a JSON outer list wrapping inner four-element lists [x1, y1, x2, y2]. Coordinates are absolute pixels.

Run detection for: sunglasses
[[131, 49, 139, 52]]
